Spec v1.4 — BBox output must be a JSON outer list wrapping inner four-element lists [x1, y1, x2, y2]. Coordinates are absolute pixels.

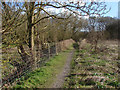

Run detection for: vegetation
[[1, 0, 119, 89], [64, 41, 120, 89], [12, 47, 73, 88]]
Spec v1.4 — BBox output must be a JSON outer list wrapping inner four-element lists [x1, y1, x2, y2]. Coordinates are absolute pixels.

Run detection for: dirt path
[[51, 50, 74, 88]]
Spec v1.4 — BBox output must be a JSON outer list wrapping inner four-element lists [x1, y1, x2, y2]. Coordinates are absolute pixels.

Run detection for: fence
[[2, 39, 75, 87]]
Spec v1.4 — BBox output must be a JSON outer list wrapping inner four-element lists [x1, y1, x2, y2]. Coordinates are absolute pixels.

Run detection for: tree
[[105, 19, 119, 39], [2, 1, 110, 69], [86, 16, 107, 52]]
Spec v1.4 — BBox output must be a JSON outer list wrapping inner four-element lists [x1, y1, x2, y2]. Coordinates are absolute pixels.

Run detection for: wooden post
[[48, 43, 50, 59], [55, 42, 58, 55]]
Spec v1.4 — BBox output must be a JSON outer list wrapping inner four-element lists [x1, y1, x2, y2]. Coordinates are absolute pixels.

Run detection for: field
[[64, 40, 120, 89]]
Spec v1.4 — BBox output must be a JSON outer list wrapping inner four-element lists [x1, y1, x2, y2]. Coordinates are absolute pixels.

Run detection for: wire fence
[[1, 39, 75, 87]]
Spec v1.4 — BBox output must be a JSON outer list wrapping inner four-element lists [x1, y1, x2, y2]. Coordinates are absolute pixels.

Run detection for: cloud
[[44, 7, 69, 14]]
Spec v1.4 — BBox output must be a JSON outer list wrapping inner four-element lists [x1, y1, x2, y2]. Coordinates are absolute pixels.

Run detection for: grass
[[63, 48, 79, 88], [63, 41, 120, 89], [2, 44, 18, 48], [12, 47, 74, 88]]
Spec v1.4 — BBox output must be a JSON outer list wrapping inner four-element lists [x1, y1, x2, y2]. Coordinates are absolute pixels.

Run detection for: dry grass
[[64, 40, 120, 89]]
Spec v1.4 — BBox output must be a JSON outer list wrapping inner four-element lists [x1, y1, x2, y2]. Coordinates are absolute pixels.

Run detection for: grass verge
[[12, 47, 73, 88]]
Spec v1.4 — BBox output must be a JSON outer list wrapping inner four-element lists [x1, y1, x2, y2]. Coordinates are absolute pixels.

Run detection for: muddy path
[[51, 50, 74, 88]]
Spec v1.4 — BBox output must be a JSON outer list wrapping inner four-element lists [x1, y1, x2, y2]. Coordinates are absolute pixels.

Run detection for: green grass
[[13, 47, 74, 88], [2, 44, 18, 48]]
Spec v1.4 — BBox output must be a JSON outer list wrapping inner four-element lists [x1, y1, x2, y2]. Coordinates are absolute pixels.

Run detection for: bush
[[73, 43, 79, 50]]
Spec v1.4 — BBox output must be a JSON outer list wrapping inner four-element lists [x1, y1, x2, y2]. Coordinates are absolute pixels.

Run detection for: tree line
[[1, 1, 119, 85], [1, 1, 111, 70]]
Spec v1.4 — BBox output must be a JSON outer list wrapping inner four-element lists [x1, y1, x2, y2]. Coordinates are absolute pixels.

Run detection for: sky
[[44, 1, 119, 18], [104, 2, 118, 18], [6, 0, 119, 18]]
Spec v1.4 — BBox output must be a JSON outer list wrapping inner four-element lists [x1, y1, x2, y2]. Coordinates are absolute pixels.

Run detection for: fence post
[[48, 43, 50, 59], [55, 43, 58, 55]]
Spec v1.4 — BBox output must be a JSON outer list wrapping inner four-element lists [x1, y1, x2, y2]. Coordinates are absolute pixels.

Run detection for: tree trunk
[[35, 8, 41, 67], [18, 45, 29, 63], [17, 45, 31, 71], [26, 2, 36, 70]]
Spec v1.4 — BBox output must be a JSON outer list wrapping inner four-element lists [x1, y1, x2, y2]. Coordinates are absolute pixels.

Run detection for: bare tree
[[2, 1, 110, 69]]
